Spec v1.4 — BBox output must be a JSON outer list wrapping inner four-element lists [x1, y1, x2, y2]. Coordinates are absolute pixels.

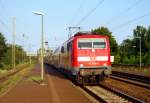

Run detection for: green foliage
[[129, 55, 136, 64], [133, 26, 148, 54], [133, 26, 147, 38], [92, 25, 150, 66], [113, 53, 120, 64], [92, 26, 118, 55], [0, 33, 7, 63], [1, 44, 12, 67], [0, 33, 27, 70], [123, 56, 130, 64], [143, 51, 150, 66], [119, 26, 150, 66], [1, 44, 27, 70], [145, 27, 150, 50]]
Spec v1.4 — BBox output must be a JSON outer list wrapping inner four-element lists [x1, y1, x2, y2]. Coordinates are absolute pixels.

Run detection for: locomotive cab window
[[93, 38, 106, 49], [78, 39, 92, 49], [78, 38, 106, 49]]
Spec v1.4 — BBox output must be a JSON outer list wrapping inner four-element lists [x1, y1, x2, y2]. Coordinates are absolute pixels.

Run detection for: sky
[[0, 0, 150, 54]]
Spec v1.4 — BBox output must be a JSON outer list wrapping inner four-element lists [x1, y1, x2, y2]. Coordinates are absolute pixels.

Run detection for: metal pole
[[34, 12, 44, 82], [22, 34, 25, 63], [139, 37, 141, 69], [68, 27, 81, 38], [28, 44, 32, 65], [29, 54, 31, 65], [78, 27, 81, 32], [12, 17, 16, 69], [12, 35, 13, 68], [41, 15, 44, 81]]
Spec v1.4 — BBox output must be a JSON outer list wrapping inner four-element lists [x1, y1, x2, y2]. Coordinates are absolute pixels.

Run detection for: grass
[[0, 69, 8, 76], [25, 75, 42, 82], [0, 64, 35, 95], [31, 76, 42, 81], [0, 63, 30, 77], [0, 73, 19, 92]]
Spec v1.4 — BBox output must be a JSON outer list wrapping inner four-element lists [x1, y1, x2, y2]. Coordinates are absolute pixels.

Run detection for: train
[[45, 32, 112, 84]]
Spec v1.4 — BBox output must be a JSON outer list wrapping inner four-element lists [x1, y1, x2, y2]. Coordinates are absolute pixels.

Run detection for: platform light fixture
[[34, 11, 44, 81]]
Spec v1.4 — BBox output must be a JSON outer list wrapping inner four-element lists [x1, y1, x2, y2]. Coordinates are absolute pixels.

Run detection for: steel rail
[[110, 75, 150, 90], [80, 85, 107, 103], [0, 65, 29, 82], [99, 84, 144, 103], [112, 71, 150, 84]]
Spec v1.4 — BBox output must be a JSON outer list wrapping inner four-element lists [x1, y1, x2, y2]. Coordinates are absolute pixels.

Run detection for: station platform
[[0, 64, 92, 103]]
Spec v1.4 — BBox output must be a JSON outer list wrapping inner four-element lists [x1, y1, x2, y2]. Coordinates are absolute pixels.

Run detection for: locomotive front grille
[[79, 68, 107, 76]]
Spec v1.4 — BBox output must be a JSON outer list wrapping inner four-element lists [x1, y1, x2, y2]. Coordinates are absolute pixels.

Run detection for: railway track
[[110, 75, 150, 90], [80, 70, 149, 103], [48, 64, 146, 102], [0, 65, 29, 82], [80, 84, 144, 103], [99, 84, 144, 103], [112, 71, 150, 85], [0, 70, 20, 82]]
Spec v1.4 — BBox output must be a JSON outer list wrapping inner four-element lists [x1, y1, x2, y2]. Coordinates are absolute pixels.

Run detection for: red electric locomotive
[[51, 32, 112, 84]]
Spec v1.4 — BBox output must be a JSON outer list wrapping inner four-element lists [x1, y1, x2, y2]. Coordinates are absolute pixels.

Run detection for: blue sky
[[0, 0, 150, 54]]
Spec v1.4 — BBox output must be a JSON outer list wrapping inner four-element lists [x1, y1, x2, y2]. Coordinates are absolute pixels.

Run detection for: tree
[[0, 33, 7, 64], [0, 44, 12, 69], [1, 44, 27, 70], [92, 26, 118, 55], [0, 32, 28, 69], [145, 26, 150, 51], [133, 26, 148, 54], [119, 25, 150, 66]]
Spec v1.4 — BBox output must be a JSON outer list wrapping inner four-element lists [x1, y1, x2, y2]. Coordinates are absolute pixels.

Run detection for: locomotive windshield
[[78, 38, 106, 49]]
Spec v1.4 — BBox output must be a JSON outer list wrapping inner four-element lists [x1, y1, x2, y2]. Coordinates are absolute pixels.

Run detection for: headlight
[[103, 63, 107, 66], [80, 64, 84, 67]]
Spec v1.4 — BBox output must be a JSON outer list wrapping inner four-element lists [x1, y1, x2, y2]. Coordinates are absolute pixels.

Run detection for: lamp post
[[22, 34, 25, 63], [136, 36, 141, 69], [34, 11, 44, 81], [127, 36, 142, 69], [12, 17, 16, 70]]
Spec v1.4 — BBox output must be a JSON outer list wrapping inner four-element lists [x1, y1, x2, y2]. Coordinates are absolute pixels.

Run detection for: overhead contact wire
[[113, 12, 150, 31], [76, 0, 104, 26], [106, 0, 142, 25], [69, 0, 86, 26]]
